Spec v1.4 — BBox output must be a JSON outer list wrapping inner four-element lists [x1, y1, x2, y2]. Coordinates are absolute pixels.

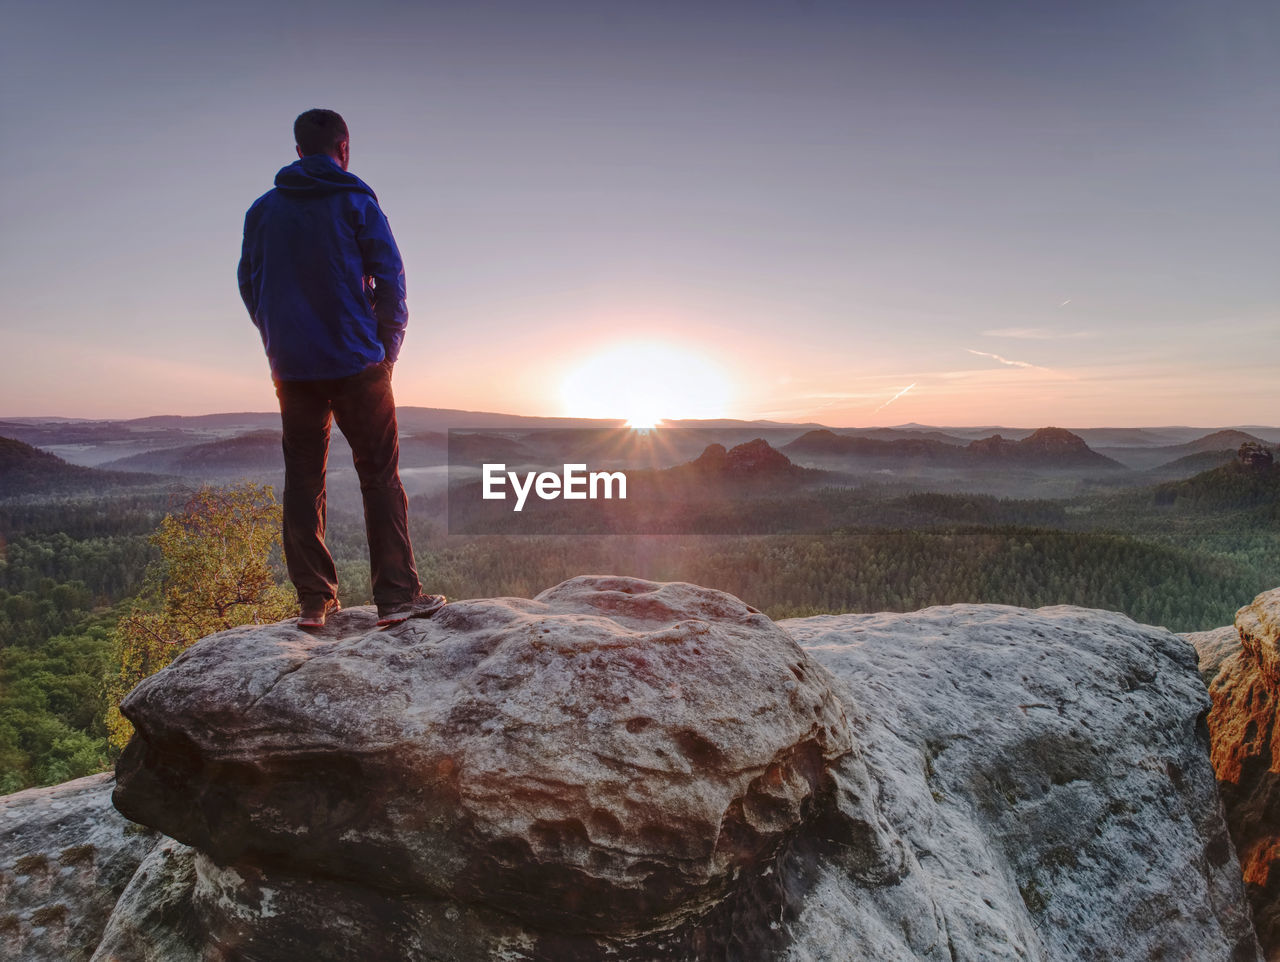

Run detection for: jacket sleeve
[[236, 211, 259, 328], [356, 200, 409, 363]]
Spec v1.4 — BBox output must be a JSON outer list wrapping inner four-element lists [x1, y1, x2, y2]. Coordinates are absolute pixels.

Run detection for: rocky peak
[[966, 427, 1120, 469], [691, 438, 794, 476], [1238, 442, 1275, 469], [965, 433, 1011, 455], [1018, 426, 1092, 453]]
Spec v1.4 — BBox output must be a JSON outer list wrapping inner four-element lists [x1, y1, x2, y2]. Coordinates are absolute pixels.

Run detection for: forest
[[0, 456, 1276, 793]]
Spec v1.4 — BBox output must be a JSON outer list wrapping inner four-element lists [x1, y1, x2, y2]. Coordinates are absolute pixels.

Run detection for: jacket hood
[[273, 154, 378, 200]]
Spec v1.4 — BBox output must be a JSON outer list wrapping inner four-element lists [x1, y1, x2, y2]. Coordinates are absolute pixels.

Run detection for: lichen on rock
[[0, 773, 158, 962]]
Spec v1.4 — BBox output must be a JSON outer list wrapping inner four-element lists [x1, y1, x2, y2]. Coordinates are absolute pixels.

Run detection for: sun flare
[[560, 343, 733, 428]]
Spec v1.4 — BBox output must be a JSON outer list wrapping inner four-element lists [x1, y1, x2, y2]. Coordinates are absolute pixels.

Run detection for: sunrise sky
[[1, 0, 1276, 426]]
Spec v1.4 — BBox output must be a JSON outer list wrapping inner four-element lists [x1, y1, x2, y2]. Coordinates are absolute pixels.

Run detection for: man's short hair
[[294, 109, 349, 156]]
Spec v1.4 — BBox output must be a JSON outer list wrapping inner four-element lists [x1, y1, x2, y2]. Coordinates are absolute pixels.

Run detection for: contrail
[[967, 349, 1036, 369], [874, 382, 916, 413]]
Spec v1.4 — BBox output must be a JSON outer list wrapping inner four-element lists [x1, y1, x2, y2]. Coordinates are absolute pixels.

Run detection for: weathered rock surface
[[12, 578, 1263, 960], [0, 773, 158, 961], [1197, 588, 1280, 960], [790, 605, 1259, 962], [110, 576, 857, 957], [1188, 625, 1243, 685]]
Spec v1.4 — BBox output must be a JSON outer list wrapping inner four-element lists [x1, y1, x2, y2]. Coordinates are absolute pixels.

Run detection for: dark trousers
[[274, 362, 420, 607]]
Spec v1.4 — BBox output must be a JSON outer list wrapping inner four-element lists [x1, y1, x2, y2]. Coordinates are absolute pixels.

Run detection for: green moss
[[14, 854, 48, 874], [31, 904, 67, 927], [1043, 845, 1079, 871], [58, 844, 95, 865], [1019, 878, 1049, 915]]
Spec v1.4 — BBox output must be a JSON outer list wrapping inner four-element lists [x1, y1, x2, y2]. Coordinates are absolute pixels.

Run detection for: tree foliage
[[105, 483, 294, 748], [2, 458, 1274, 794], [0, 598, 115, 794]]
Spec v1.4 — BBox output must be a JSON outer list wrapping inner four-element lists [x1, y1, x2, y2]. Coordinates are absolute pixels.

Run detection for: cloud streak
[[874, 382, 917, 413], [967, 349, 1042, 370]]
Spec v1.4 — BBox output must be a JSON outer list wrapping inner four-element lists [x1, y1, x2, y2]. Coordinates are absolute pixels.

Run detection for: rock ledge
[[110, 576, 856, 956]]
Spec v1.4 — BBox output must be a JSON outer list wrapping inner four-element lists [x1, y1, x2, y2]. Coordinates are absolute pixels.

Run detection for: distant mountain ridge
[[0, 436, 163, 496], [783, 426, 1125, 471], [1143, 450, 1240, 480], [968, 427, 1124, 469], [1167, 430, 1271, 455], [100, 431, 286, 476], [5, 411, 1278, 494], [1153, 459, 1280, 509], [1100, 430, 1276, 471], [7, 410, 1277, 441], [783, 430, 963, 464], [0, 436, 85, 477], [839, 428, 969, 445]]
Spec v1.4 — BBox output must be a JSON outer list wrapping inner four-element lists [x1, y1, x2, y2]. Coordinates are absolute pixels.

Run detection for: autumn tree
[[105, 483, 295, 748]]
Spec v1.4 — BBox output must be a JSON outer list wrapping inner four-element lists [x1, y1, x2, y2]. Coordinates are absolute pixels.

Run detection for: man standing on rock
[[237, 108, 445, 629]]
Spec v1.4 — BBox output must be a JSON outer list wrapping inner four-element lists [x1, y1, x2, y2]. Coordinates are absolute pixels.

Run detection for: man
[[238, 108, 444, 629]]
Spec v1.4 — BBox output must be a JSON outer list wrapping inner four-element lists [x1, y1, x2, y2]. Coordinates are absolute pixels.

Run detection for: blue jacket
[[237, 154, 408, 381]]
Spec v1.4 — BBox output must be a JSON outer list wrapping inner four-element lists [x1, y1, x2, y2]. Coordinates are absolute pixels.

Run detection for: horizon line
[[2, 408, 1278, 434]]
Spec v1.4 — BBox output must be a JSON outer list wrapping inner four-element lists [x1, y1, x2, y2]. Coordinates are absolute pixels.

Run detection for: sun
[[560, 342, 733, 428]]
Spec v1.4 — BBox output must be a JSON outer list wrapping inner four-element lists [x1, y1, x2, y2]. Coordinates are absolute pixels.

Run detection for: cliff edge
[[1191, 588, 1280, 960], [1, 576, 1262, 961]]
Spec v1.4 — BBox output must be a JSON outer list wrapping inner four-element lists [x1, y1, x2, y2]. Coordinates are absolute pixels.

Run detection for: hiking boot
[[376, 593, 447, 626], [298, 597, 341, 629]]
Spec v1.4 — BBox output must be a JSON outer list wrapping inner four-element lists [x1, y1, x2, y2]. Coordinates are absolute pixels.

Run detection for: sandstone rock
[[689, 439, 797, 477], [90, 837, 198, 962], [1237, 589, 1280, 684], [79, 580, 1261, 960], [0, 773, 158, 961], [787, 605, 1260, 962], [1203, 588, 1280, 960], [112, 576, 856, 956], [1188, 625, 1242, 685]]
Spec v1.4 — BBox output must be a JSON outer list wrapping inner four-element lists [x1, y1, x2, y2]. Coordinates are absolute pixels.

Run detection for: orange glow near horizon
[[560, 343, 734, 428]]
